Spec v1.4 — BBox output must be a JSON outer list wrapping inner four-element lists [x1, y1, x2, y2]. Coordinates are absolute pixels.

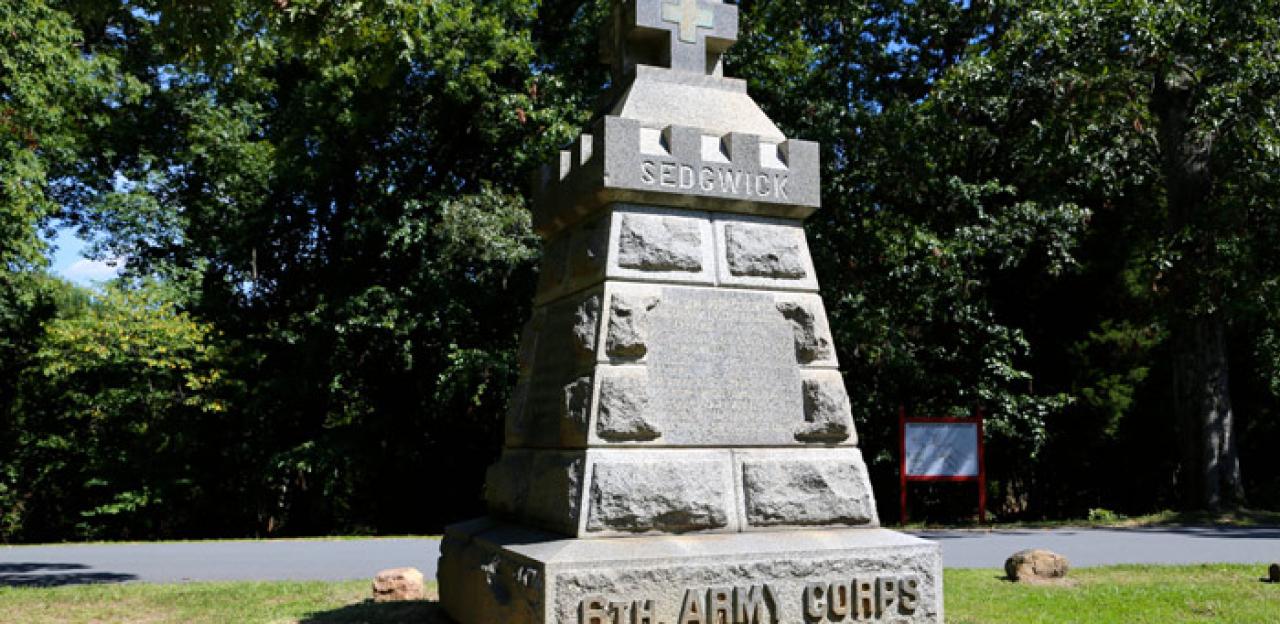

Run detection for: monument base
[[438, 518, 942, 624]]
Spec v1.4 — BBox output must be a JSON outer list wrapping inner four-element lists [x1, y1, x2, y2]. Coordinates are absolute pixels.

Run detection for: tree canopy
[[1, 0, 1277, 541]]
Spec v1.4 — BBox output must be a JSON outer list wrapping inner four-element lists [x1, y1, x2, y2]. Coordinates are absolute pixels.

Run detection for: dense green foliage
[[1, 0, 1277, 540]]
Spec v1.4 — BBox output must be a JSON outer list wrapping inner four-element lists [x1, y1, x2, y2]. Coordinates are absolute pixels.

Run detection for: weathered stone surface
[[516, 291, 602, 448], [617, 213, 703, 272], [645, 286, 804, 445], [571, 294, 601, 357], [714, 215, 818, 291], [486, 451, 585, 536], [796, 371, 855, 443], [741, 452, 877, 528], [1004, 549, 1070, 584], [724, 222, 807, 278], [596, 369, 659, 442], [440, 520, 943, 624], [586, 459, 732, 534], [775, 295, 835, 365], [372, 567, 425, 602], [484, 452, 532, 518], [535, 234, 570, 295], [560, 376, 593, 440], [569, 215, 610, 281], [605, 291, 660, 359]]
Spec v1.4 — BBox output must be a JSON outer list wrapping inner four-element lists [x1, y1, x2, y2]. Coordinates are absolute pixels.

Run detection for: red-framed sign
[[898, 406, 986, 524]]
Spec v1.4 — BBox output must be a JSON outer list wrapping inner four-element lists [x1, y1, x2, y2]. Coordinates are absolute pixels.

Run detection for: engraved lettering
[[708, 587, 733, 623], [637, 160, 792, 202], [854, 578, 875, 620], [581, 595, 610, 624], [661, 163, 677, 187], [720, 169, 742, 194], [634, 599, 656, 624], [680, 165, 696, 189], [641, 160, 657, 184], [609, 602, 628, 624], [734, 585, 769, 624], [803, 582, 826, 621], [898, 575, 919, 615], [680, 588, 706, 624], [828, 582, 850, 620], [756, 174, 770, 197], [876, 577, 897, 619]]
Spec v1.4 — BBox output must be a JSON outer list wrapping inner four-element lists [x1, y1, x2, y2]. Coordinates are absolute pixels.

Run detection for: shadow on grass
[[0, 562, 138, 587], [301, 599, 452, 623]]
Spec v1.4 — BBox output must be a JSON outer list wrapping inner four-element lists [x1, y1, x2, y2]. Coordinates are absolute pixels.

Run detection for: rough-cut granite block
[[485, 450, 585, 536], [774, 292, 838, 367], [584, 450, 737, 536], [440, 520, 942, 624], [714, 214, 819, 291], [617, 213, 704, 272], [605, 288, 661, 360], [595, 368, 660, 442], [737, 448, 878, 529], [605, 205, 715, 286], [796, 370, 856, 443], [724, 221, 808, 278], [510, 289, 604, 449], [535, 214, 611, 305]]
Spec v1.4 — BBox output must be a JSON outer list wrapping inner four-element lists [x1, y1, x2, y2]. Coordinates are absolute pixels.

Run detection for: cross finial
[[601, 0, 739, 80]]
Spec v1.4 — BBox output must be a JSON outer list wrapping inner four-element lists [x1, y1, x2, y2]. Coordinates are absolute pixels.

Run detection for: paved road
[[0, 538, 439, 587], [4, 527, 1279, 587]]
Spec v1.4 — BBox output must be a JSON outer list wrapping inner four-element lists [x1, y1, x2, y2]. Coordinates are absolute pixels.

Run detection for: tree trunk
[[1152, 67, 1245, 510], [1171, 315, 1244, 509]]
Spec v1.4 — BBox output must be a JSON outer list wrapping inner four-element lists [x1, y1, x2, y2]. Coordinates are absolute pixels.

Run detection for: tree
[[732, 0, 1086, 516], [935, 0, 1280, 509]]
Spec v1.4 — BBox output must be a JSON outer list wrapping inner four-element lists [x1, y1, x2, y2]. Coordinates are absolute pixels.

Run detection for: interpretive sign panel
[[898, 409, 986, 524], [903, 423, 979, 478]]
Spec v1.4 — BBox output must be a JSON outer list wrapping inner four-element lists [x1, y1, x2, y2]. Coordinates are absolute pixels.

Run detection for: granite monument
[[438, 1, 943, 621]]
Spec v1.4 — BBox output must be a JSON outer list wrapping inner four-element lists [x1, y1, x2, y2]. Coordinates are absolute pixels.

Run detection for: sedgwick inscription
[[640, 160, 790, 201], [578, 575, 920, 624]]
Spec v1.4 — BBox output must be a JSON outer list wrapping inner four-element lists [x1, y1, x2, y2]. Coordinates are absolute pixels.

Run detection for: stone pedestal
[[441, 519, 942, 624], [437, 1, 942, 622]]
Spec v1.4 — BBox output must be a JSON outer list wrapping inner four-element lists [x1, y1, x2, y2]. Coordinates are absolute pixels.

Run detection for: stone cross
[[603, 0, 739, 80]]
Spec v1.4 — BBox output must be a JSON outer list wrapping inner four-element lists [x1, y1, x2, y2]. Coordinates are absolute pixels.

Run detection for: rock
[[605, 291, 660, 358], [596, 369, 660, 441], [724, 222, 807, 278], [617, 213, 704, 272], [372, 567, 425, 602], [795, 372, 854, 443], [1004, 549, 1070, 583], [570, 294, 601, 358], [586, 459, 732, 534], [776, 299, 835, 364], [1270, 563, 1280, 583], [741, 454, 876, 527]]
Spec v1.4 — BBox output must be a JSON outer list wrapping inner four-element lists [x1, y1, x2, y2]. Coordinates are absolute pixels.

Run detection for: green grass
[[1, 566, 1277, 623], [948, 565, 1280, 624], [0, 579, 442, 623]]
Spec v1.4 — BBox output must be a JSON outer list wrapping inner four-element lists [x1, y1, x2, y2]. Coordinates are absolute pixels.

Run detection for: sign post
[[899, 406, 986, 524]]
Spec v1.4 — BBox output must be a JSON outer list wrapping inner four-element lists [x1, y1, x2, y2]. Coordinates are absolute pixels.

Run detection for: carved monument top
[[602, 0, 739, 81]]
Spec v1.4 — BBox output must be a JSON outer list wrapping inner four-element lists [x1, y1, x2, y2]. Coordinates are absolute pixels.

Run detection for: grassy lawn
[[948, 565, 1280, 624], [1, 565, 1277, 623]]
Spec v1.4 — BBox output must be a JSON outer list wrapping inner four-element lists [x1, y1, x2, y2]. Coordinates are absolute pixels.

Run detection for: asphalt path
[[3, 527, 1279, 587]]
